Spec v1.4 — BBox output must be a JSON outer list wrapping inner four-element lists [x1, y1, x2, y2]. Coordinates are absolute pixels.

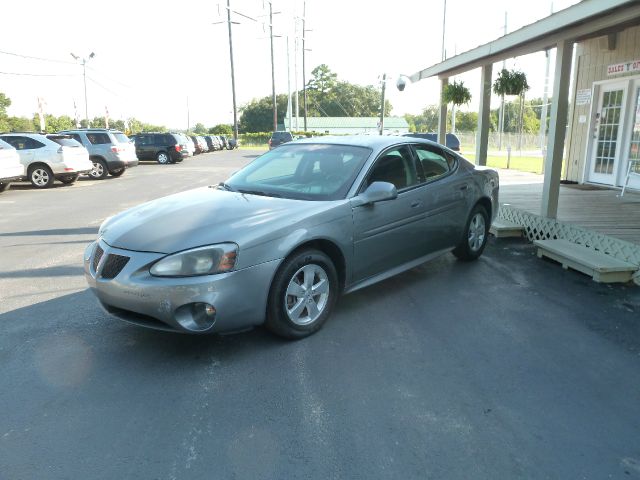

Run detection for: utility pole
[[302, 0, 308, 132], [441, 0, 447, 61], [269, 1, 277, 132], [227, 0, 239, 140], [286, 36, 292, 132], [379, 74, 386, 135]]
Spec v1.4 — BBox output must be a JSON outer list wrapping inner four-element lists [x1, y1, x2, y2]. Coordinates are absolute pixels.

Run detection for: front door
[[588, 81, 627, 184]]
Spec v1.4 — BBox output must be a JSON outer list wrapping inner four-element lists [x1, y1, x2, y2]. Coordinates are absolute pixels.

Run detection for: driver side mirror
[[351, 181, 398, 207]]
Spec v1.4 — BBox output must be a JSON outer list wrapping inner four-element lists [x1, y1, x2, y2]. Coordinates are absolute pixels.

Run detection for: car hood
[[100, 187, 334, 254]]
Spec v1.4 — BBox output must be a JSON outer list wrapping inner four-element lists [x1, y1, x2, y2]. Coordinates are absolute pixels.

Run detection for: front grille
[[92, 245, 104, 272], [100, 254, 130, 279]]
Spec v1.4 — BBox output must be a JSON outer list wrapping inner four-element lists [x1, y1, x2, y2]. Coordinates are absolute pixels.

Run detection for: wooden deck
[[497, 169, 640, 246]]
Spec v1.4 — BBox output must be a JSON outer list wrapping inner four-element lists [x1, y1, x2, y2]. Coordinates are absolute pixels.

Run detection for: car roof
[[291, 134, 445, 151]]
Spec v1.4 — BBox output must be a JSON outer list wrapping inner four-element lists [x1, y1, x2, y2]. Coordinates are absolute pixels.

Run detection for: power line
[[0, 71, 79, 77], [86, 76, 121, 97], [0, 49, 75, 65]]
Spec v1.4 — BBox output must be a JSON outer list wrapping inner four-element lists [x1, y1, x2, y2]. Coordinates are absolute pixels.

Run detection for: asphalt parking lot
[[1, 150, 640, 479]]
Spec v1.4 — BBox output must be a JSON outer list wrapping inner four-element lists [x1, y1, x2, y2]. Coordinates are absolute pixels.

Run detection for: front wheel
[[452, 204, 489, 261], [266, 249, 338, 339]]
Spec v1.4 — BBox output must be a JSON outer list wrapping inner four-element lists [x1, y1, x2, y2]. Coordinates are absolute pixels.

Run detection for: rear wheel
[[28, 165, 54, 188], [60, 174, 79, 185], [452, 204, 489, 261], [0, 182, 11, 193], [156, 151, 170, 164], [109, 168, 125, 177], [266, 249, 338, 339], [89, 158, 108, 179]]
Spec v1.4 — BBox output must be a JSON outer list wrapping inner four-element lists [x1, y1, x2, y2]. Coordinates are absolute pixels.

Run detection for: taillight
[[175, 145, 182, 152], [111, 146, 123, 153]]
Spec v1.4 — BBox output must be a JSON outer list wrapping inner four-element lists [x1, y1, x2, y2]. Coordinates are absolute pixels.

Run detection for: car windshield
[[226, 143, 371, 201], [113, 133, 130, 143]]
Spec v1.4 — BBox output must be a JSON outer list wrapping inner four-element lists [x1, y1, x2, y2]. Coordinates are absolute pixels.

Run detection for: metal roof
[[284, 117, 409, 129], [410, 0, 640, 80]]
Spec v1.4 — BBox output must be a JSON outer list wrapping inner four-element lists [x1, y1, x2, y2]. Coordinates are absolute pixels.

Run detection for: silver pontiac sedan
[[84, 136, 499, 338]]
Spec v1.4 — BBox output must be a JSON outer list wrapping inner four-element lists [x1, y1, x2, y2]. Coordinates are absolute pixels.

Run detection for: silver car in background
[[85, 136, 499, 338]]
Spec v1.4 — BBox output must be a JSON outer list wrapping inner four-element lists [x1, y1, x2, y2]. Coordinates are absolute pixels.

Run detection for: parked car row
[[0, 128, 239, 192]]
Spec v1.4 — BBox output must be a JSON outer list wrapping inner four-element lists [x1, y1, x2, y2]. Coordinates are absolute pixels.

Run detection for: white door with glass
[[588, 82, 627, 184]]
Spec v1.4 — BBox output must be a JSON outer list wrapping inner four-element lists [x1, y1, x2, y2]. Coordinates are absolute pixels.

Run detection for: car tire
[[0, 182, 11, 193], [452, 204, 489, 262], [28, 165, 55, 189], [60, 174, 79, 185], [156, 152, 170, 164], [266, 249, 338, 339], [89, 158, 109, 179], [109, 168, 125, 177]]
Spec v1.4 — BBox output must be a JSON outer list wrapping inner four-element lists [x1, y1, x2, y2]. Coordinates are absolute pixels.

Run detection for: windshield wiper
[[217, 182, 235, 191], [237, 189, 282, 198]]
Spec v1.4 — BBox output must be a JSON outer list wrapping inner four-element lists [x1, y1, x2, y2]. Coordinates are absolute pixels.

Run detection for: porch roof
[[410, 0, 640, 81]]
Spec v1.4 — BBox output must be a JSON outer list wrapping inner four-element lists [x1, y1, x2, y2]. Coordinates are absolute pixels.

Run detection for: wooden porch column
[[475, 64, 493, 166], [541, 40, 573, 219], [438, 77, 448, 146]]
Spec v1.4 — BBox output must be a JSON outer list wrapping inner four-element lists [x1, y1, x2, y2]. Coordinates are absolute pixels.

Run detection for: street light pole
[[71, 52, 95, 127]]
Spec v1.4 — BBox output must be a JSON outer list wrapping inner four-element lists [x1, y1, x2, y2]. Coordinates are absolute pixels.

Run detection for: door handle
[[410, 201, 422, 208], [459, 184, 469, 191]]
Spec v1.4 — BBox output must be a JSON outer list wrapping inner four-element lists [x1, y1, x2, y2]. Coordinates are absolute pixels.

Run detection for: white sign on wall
[[576, 89, 592, 105], [607, 60, 640, 76]]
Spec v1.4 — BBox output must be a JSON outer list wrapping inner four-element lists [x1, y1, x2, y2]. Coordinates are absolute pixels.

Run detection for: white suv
[[0, 133, 92, 188], [0, 138, 24, 193]]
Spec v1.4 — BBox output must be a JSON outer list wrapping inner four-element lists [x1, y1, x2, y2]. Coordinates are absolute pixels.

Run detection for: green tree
[[7, 116, 36, 132], [306, 64, 337, 95], [194, 123, 207, 134], [210, 124, 232, 135], [239, 94, 288, 133], [0, 92, 12, 132], [404, 105, 439, 133]]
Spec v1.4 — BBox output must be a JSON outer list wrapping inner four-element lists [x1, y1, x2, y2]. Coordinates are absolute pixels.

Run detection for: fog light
[[174, 302, 217, 332]]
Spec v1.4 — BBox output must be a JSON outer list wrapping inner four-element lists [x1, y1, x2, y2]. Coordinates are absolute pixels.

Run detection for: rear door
[[411, 143, 471, 250], [1, 136, 38, 169]]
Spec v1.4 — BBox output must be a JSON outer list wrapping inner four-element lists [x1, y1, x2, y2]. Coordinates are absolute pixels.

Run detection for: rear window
[[272, 132, 293, 141], [113, 133, 130, 143], [47, 136, 81, 147], [86, 133, 111, 145]]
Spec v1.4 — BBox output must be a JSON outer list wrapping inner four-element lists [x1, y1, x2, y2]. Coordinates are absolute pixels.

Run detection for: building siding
[[566, 25, 640, 183]]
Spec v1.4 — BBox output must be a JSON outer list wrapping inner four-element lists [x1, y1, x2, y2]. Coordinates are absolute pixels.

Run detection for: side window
[[70, 134, 83, 144], [365, 146, 418, 191], [414, 145, 450, 182], [1, 136, 22, 149], [87, 133, 110, 144]]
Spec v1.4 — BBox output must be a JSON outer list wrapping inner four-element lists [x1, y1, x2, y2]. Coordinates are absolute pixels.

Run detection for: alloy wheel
[[284, 264, 330, 326], [468, 212, 486, 252], [32, 168, 50, 187]]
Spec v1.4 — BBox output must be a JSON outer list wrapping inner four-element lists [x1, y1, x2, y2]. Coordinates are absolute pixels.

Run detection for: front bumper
[[84, 240, 280, 334]]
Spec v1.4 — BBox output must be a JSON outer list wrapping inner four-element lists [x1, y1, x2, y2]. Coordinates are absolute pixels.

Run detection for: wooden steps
[[490, 219, 524, 238], [534, 239, 637, 283]]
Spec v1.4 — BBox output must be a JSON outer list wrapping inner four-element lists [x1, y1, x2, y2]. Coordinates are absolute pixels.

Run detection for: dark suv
[[131, 133, 187, 164], [402, 132, 461, 152], [269, 131, 293, 150]]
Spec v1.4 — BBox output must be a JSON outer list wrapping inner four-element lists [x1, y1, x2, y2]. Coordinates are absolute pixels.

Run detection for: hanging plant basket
[[442, 80, 472, 106], [493, 69, 530, 97]]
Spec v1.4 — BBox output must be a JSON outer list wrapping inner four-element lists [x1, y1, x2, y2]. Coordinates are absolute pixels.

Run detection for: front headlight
[[150, 243, 238, 277]]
